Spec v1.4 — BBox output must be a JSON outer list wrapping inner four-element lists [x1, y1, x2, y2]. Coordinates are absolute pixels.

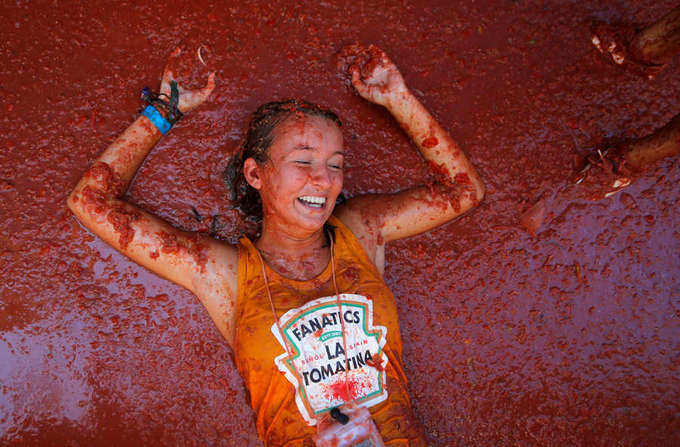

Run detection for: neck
[[255, 219, 330, 280], [256, 219, 327, 252]]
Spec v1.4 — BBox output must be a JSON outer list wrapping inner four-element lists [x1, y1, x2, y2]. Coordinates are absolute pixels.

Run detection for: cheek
[[289, 171, 312, 190], [332, 171, 344, 190], [264, 168, 306, 198]]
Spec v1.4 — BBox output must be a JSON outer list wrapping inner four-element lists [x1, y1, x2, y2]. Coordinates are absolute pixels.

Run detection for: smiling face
[[244, 113, 344, 237]]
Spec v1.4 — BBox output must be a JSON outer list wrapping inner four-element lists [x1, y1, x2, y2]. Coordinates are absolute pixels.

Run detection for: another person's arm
[[591, 5, 680, 78], [575, 112, 680, 200], [622, 112, 680, 169], [67, 49, 239, 344], [335, 45, 484, 270]]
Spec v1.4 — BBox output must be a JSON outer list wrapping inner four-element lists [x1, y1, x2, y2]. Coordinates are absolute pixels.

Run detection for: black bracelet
[[140, 80, 183, 125]]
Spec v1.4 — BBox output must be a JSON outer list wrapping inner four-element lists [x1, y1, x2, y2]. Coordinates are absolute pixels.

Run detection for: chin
[[263, 199, 336, 235], [296, 212, 333, 233], [292, 201, 335, 229]]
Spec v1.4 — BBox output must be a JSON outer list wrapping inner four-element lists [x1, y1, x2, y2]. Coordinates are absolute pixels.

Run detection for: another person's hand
[[160, 47, 216, 113], [343, 44, 408, 107]]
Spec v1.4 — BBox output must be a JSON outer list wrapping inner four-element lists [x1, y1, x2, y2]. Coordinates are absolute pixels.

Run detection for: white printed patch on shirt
[[270, 293, 389, 426]]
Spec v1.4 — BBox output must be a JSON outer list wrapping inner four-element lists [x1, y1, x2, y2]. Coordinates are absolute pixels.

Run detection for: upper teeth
[[299, 196, 326, 205]]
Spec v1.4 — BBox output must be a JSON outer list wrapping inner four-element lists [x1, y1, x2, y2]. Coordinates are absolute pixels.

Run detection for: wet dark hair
[[224, 99, 342, 226]]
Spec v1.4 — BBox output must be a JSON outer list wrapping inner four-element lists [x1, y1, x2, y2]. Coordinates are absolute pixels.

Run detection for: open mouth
[[298, 195, 326, 209]]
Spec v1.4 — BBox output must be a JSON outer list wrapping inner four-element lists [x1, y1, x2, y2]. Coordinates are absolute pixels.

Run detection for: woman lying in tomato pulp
[[67, 44, 484, 446]]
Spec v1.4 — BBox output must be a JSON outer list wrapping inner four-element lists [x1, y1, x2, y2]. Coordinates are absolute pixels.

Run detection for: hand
[[341, 44, 408, 107], [160, 47, 216, 113]]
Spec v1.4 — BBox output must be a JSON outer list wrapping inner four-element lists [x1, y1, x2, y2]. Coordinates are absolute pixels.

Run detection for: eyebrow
[[293, 145, 314, 151], [293, 145, 345, 156]]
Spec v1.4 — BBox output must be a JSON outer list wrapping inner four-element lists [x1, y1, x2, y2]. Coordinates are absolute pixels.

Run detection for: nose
[[309, 164, 332, 189]]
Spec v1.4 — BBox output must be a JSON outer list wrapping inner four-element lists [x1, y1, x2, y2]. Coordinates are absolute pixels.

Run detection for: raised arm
[[67, 49, 239, 344], [335, 44, 484, 268]]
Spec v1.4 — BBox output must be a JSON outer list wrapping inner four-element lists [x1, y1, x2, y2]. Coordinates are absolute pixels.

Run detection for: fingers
[[204, 72, 216, 93], [160, 69, 174, 96], [162, 47, 182, 79], [345, 44, 391, 81], [350, 65, 362, 84], [368, 44, 390, 65], [159, 46, 216, 111], [197, 72, 216, 101], [339, 43, 370, 74], [349, 66, 367, 93], [176, 71, 217, 112], [160, 47, 183, 93], [162, 47, 182, 77]]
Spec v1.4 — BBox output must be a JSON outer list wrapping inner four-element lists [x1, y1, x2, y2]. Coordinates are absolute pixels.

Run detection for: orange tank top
[[233, 216, 427, 447]]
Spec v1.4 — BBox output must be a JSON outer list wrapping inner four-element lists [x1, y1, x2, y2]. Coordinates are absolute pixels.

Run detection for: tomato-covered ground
[[1, 0, 678, 445]]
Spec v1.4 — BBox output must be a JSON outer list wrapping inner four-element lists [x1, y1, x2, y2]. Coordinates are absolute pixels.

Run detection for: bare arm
[[574, 112, 680, 200], [334, 45, 484, 268], [67, 49, 239, 345]]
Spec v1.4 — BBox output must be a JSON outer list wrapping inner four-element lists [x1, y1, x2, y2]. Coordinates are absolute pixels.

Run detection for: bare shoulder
[[191, 237, 240, 346], [199, 237, 239, 289], [333, 196, 386, 273]]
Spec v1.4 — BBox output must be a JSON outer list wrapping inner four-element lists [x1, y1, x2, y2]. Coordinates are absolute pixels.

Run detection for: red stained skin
[[83, 161, 126, 197], [157, 231, 208, 272], [158, 231, 181, 255], [78, 163, 141, 248], [421, 137, 439, 148], [421, 160, 474, 213], [80, 185, 109, 215], [426, 159, 449, 178], [453, 172, 471, 185], [106, 205, 141, 249]]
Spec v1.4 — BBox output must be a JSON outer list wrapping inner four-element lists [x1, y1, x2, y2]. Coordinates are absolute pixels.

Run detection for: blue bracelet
[[142, 105, 172, 135]]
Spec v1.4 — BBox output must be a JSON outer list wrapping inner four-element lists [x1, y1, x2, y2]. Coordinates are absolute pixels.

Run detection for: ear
[[243, 158, 262, 190]]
